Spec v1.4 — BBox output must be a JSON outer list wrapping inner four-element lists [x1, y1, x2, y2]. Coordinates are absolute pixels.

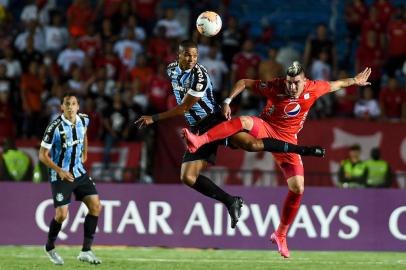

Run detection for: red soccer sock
[[277, 190, 303, 236], [204, 118, 243, 142]]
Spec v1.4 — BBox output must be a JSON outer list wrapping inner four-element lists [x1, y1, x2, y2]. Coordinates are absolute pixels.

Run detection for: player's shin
[[45, 218, 62, 251], [82, 214, 98, 251], [262, 138, 321, 156], [277, 190, 302, 236]]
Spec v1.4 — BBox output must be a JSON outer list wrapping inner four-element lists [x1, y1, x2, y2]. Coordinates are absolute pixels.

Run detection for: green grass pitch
[[0, 246, 404, 270]]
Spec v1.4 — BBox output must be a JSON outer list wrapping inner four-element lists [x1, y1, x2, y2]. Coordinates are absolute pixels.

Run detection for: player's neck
[[63, 114, 76, 124]]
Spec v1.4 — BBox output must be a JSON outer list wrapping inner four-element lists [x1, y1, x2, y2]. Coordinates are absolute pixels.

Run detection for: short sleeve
[[40, 122, 59, 149], [188, 66, 208, 98], [313, 80, 332, 98]]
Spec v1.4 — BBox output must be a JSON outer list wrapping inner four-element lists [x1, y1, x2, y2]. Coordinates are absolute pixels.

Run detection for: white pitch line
[[0, 254, 405, 265]]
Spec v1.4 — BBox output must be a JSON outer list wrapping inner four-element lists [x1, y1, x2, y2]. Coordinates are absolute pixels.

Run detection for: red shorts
[[248, 116, 304, 179]]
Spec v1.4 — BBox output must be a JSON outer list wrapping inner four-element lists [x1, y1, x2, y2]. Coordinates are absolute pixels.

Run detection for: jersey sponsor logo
[[284, 102, 301, 117], [63, 139, 83, 148], [304, 93, 310, 100], [260, 81, 267, 88]]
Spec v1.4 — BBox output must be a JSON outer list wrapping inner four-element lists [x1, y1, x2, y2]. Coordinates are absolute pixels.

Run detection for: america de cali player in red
[[183, 62, 372, 258]]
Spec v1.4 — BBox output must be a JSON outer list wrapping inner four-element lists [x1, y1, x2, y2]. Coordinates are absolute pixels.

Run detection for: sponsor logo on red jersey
[[284, 102, 301, 117]]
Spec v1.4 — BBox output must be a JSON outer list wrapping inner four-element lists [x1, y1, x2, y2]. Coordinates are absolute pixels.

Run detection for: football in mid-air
[[196, 11, 222, 37]]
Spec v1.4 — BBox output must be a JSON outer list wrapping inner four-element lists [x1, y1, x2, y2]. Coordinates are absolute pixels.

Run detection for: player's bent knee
[[55, 210, 68, 223], [290, 184, 304, 194], [239, 116, 254, 131], [89, 201, 102, 216], [246, 140, 263, 152], [180, 174, 197, 187]]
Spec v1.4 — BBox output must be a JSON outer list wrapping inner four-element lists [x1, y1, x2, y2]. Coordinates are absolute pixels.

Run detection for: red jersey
[[252, 78, 331, 142], [379, 88, 406, 118]]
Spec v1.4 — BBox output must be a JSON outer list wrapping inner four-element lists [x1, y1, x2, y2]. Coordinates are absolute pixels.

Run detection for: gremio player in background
[[39, 92, 102, 265], [135, 40, 325, 229]]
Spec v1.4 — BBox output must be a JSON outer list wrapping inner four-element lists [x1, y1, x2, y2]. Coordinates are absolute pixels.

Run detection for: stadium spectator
[[365, 147, 393, 188], [39, 92, 102, 265], [258, 48, 284, 81], [181, 62, 370, 258], [379, 77, 406, 120], [338, 144, 367, 188], [355, 30, 384, 95], [354, 86, 381, 120], [77, 24, 102, 58], [146, 62, 172, 113], [43, 10, 69, 55], [147, 25, 171, 66], [95, 41, 124, 80], [57, 37, 85, 75], [230, 39, 261, 84], [130, 54, 153, 93], [221, 16, 244, 67], [113, 29, 143, 72], [121, 15, 146, 42], [20, 61, 44, 138], [0, 69, 14, 138], [14, 20, 45, 53], [67, 0, 96, 37], [303, 24, 337, 76], [385, 6, 406, 77], [102, 93, 129, 169], [154, 8, 186, 40], [0, 137, 33, 181], [99, 18, 118, 43], [360, 6, 385, 48], [344, 0, 367, 53], [131, 0, 159, 34], [0, 47, 22, 79], [333, 69, 358, 118], [373, 0, 395, 28], [200, 44, 229, 101]]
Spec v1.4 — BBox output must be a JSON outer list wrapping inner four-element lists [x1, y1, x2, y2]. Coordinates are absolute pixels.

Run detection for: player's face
[[178, 47, 198, 70], [61, 96, 79, 119], [285, 73, 306, 98]]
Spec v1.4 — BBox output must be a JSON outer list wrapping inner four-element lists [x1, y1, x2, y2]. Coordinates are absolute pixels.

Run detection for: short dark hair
[[179, 40, 198, 52], [286, 61, 304, 77], [61, 92, 79, 104], [349, 144, 361, 151]]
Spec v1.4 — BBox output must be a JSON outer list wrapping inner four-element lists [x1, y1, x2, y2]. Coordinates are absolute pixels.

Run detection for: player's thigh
[[229, 132, 264, 152], [74, 174, 99, 203], [180, 159, 208, 186], [51, 180, 75, 208]]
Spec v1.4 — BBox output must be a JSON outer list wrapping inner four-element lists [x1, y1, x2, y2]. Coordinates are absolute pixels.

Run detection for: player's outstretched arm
[[329, 67, 371, 92], [135, 94, 200, 128], [222, 79, 256, 119]]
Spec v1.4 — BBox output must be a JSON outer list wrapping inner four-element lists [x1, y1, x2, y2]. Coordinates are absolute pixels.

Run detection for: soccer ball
[[196, 11, 222, 37]]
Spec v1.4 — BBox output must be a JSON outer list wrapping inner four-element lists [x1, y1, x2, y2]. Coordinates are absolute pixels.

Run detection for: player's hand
[[135, 115, 153, 129], [222, 104, 232, 120], [58, 169, 74, 182], [354, 67, 371, 86]]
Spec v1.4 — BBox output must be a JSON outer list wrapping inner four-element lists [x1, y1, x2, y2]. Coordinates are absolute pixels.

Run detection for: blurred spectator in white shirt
[[354, 86, 381, 120]]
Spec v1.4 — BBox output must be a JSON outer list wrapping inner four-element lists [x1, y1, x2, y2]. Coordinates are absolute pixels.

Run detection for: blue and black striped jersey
[[166, 61, 220, 126], [40, 114, 89, 182]]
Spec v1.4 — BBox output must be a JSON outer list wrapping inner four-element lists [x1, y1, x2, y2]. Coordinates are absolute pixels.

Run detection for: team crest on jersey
[[56, 193, 64, 202], [284, 102, 301, 117]]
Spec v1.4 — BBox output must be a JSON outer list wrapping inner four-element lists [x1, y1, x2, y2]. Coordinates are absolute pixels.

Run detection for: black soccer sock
[[45, 218, 62, 251], [192, 175, 235, 207], [82, 214, 99, 251], [262, 138, 309, 155]]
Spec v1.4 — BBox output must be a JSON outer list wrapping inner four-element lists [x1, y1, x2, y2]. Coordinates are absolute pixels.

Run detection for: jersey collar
[[61, 114, 79, 126]]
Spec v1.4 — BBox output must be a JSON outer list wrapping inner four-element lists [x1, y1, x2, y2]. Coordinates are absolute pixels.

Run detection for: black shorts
[[182, 112, 227, 165], [51, 174, 98, 208]]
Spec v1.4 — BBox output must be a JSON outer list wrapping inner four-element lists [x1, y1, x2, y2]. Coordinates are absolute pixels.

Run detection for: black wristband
[[152, 114, 159, 122]]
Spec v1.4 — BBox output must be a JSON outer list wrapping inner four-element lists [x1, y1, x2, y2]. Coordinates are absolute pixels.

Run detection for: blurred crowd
[[0, 0, 405, 142]]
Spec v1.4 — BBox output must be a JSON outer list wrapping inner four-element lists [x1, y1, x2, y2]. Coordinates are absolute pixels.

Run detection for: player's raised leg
[[183, 116, 325, 157], [181, 160, 243, 229]]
